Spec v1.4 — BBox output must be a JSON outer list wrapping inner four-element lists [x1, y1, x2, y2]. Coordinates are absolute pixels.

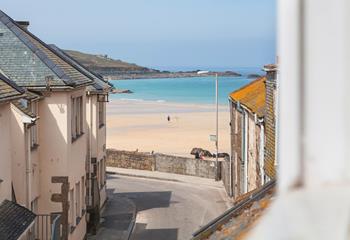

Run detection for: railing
[[33, 214, 61, 240]]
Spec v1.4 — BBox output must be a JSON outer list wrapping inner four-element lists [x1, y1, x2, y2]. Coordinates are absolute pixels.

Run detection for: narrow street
[[105, 173, 231, 240]]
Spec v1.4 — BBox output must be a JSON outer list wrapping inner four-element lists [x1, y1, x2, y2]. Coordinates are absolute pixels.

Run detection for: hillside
[[64, 50, 158, 77], [64, 49, 241, 80]]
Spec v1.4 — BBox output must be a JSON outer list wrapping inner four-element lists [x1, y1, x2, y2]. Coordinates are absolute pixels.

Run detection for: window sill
[[30, 144, 39, 151], [99, 123, 105, 129], [72, 132, 84, 143]]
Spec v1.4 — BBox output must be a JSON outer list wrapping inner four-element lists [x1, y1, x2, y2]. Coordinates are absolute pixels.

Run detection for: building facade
[[0, 10, 111, 240], [0, 73, 37, 240], [229, 77, 267, 198]]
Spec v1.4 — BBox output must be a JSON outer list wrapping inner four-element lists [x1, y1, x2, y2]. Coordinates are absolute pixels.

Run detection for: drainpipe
[[244, 111, 248, 193], [229, 100, 234, 197], [22, 115, 35, 209], [88, 93, 93, 207], [258, 119, 265, 186], [242, 110, 248, 194], [24, 124, 31, 209]]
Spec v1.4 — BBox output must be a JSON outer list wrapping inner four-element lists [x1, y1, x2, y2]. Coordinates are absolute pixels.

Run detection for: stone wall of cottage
[[221, 156, 232, 196], [231, 104, 243, 197], [264, 69, 277, 178]]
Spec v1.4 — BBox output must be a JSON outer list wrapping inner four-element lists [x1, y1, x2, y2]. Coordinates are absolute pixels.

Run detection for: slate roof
[[12, 100, 36, 118], [230, 77, 266, 118], [0, 10, 93, 89], [0, 72, 25, 102], [0, 200, 36, 240], [48, 44, 112, 93]]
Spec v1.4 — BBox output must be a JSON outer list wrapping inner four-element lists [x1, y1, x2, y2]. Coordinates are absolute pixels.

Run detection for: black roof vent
[[15, 21, 30, 30]]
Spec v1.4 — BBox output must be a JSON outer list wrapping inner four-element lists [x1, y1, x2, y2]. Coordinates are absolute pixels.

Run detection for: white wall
[[38, 88, 87, 240], [0, 103, 13, 202]]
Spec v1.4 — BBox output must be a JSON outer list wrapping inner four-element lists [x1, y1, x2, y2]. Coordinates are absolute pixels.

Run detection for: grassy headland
[[64, 49, 242, 80]]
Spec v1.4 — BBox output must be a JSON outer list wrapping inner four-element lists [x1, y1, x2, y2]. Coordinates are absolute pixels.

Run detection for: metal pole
[[215, 73, 219, 181]]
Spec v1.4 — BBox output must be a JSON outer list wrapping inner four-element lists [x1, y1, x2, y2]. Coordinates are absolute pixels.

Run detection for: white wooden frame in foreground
[[248, 0, 350, 239]]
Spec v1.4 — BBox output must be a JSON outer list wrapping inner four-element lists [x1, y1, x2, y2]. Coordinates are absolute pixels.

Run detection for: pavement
[[87, 194, 136, 240], [88, 168, 232, 240], [106, 167, 224, 189]]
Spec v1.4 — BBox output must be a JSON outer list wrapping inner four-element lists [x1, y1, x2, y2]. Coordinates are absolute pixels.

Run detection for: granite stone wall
[[154, 153, 218, 179], [106, 149, 219, 179], [106, 149, 155, 171]]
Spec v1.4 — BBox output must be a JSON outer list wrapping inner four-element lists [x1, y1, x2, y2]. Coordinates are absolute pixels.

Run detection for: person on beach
[[167, 115, 171, 122]]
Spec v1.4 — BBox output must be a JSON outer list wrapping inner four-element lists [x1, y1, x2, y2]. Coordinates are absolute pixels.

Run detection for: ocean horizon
[[110, 75, 255, 105]]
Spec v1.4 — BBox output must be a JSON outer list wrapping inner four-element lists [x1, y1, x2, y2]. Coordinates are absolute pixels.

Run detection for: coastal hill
[[64, 49, 242, 80]]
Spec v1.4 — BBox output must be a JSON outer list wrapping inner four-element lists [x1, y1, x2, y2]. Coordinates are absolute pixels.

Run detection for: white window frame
[[75, 182, 80, 220], [71, 96, 84, 141], [69, 189, 74, 228], [98, 101, 105, 128], [81, 176, 85, 215]]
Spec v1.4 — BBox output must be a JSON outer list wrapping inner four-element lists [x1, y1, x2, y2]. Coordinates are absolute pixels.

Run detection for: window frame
[[98, 101, 105, 128], [71, 96, 84, 142]]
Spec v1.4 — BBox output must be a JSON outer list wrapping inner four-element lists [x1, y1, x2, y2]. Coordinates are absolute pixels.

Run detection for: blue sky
[[1, 0, 276, 70]]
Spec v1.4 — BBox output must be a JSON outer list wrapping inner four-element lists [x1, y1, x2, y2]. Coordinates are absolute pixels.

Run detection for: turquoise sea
[[110, 67, 262, 105]]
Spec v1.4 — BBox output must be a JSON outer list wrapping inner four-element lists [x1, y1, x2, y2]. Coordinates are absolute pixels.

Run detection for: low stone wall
[[106, 149, 220, 179], [106, 149, 155, 171], [154, 153, 218, 179]]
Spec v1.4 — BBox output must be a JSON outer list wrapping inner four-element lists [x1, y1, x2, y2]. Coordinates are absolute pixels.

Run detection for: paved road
[[107, 174, 231, 240]]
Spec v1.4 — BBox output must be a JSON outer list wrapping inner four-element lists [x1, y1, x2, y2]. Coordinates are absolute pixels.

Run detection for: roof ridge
[[0, 10, 75, 86], [48, 44, 102, 90], [49, 44, 112, 92], [49, 45, 106, 82], [0, 10, 94, 88]]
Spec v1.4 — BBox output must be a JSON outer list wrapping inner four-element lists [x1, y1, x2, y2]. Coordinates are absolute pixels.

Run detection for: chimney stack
[[15, 21, 30, 30], [263, 64, 278, 179]]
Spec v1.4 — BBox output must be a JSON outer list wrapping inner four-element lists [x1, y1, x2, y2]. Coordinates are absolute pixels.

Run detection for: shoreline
[[103, 72, 244, 81], [106, 99, 231, 157], [107, 99, 230, 115]]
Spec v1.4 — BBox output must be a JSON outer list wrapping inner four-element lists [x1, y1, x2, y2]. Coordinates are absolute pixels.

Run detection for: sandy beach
[[106, 99, 231, 157]]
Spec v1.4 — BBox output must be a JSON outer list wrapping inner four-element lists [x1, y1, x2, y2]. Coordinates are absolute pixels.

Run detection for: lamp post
[[198, 71, 219, 181]]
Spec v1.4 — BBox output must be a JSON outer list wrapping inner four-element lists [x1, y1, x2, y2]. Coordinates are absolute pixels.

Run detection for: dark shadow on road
[[131, 223, 178, 240], [104, 174, 180, 240], [116, 191, 173, 211]]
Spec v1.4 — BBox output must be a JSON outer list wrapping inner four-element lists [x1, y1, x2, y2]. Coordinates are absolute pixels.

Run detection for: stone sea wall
[[106, 149, 219, 179], [106, 149, 155, 171]]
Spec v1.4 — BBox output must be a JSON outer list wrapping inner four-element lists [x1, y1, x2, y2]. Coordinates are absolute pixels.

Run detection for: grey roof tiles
[[0, 72, 25, 102], [0, 10, 94, 89], [0, 200, 36, 240], [48, 44, 112, 93]]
